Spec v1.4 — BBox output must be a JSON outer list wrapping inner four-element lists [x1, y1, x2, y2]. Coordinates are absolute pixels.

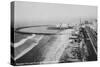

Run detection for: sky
[[14, 1, 97, 28]]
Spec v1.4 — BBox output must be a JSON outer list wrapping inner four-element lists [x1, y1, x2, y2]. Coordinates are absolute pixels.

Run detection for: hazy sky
[[14, 1, 97, 28]]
